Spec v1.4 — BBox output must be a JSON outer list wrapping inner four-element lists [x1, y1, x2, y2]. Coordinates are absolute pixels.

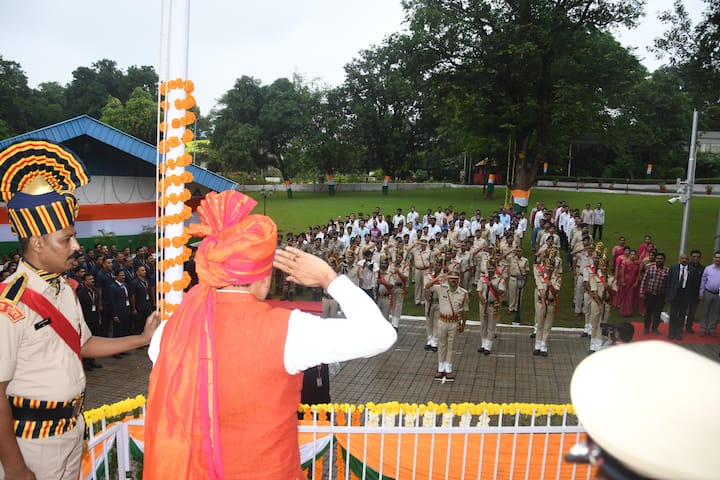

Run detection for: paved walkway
[[84, 318, 720, 410]]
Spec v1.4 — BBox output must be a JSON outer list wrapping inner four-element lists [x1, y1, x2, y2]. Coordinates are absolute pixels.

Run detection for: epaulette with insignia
[[0, 273, 28, 322]]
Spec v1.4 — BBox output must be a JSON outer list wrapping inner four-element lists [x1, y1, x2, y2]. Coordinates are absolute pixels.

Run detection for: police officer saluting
[[0, 140, 160, 480]]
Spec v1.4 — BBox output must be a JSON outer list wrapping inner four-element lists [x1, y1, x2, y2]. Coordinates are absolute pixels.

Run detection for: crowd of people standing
[[0, 243, 160, 371], [272, 198, 719, 378]]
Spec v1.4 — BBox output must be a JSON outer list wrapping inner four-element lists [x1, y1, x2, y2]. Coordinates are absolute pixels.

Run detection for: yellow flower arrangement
[[295, 402, 575, 425], [83, 395, 146, 428]]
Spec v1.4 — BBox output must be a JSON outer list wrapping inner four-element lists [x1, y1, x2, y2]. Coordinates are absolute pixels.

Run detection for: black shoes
[[530, 332, 536, 339], [579, 332, 589, 338], [541, 351, 548, 357], [424, 344, 431, 351], [533, 349, 541, 356], [434, 371, 444, 381]]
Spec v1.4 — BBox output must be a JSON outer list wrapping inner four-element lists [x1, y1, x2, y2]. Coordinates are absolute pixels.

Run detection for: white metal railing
[[83, 405, 594, 479]]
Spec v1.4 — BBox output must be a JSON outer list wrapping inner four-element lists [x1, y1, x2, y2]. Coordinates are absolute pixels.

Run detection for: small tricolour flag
[[512, 189, 531, 212]]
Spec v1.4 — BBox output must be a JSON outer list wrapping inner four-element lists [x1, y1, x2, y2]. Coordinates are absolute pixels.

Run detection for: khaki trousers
[[1, 416, 85, 480], [437, 320, 458, 368]]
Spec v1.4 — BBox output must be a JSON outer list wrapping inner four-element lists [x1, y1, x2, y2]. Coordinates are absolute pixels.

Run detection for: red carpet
[[266, 299, 323, 315], [630, 321, 720, 345]]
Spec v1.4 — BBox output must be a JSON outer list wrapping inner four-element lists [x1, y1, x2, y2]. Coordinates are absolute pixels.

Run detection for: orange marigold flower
[[182, 129, 194, 144], [176, 154, 192, 167]]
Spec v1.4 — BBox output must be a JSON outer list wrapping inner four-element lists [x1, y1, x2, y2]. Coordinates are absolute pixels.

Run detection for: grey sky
[[0, 0, 707, 114]]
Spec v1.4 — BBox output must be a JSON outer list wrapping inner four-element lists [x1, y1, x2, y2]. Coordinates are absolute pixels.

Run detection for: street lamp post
[[260, 187, 273, 216]]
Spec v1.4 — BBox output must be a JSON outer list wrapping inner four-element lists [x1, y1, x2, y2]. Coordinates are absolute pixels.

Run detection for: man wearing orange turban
[[144, 190, 397, 479]]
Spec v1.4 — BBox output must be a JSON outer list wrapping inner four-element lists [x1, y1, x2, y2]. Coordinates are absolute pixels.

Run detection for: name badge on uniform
[[91, 305, 96, 312], [146, 294, 150, 301], [125, 300, 131, 307], [316, 377, 323, 387], [34, 318, 52, 330]]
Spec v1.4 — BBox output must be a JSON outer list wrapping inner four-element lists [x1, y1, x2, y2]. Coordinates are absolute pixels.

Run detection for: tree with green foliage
[[210, 75, 318, 179], [0, 56, 32, 137], [653, 0, 720, 177], [403, 0, 646, 189], [65, 59, 158, 120], [101, 87, 157, 144], [342, 34, 425, 178], [28, 81, 67, 129]]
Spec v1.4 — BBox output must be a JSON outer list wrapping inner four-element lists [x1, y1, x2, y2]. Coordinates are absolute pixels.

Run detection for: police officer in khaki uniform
[[408, 239, 432, 305], [425, 270, 469, 382], [533, 248, 562, 357], [477, 252, 507, 355], [387, 252, 409, 331], [321, 254, 343, 318], [0, 140, 160, 480], [588, 254, 616, 353], [506, 246, 530, 314]]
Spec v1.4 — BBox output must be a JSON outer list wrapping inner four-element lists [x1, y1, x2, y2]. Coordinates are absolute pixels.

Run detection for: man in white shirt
[[516, 212, 528, 242], [392, 208, 405, 229], [456, 219, 471, 242], [377, 215, 390, 235], [592, 202, 605, 240], [491, 216, 505, 243], [434, 207, 445, 225], [558, 206, 573, 251], [406, 206, 420, 227], [581, 203, 594, 226], [146, 191, 396, 478], [470, 210, 483, 234], [427, 217, 442, 238]]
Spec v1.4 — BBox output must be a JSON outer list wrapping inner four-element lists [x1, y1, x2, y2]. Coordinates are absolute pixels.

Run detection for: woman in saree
[[611, 236, 626, 274], [617, 249, 641, 317]]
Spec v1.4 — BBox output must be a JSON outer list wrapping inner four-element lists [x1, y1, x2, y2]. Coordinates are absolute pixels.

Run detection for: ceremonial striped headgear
[[0, 140, 90, 238]]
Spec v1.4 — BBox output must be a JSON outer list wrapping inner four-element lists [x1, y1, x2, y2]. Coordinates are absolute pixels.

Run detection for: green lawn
[[246, 186, 718, 328]]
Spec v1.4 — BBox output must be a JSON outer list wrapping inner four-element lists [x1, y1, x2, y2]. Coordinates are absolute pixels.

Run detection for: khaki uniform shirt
[[534, 265, 562, 299], [477, 274, 505, 304], [428, 283, 469, 318], [589, 273, 616, 303], [509, 255, 530, 278], [388, 262, 410, 287], [0, 262, 91, 402], [473, 250, 490, 277], [455, 251, 472, 274], [575, 250, 592, 276], [411, 248, 431, 271]]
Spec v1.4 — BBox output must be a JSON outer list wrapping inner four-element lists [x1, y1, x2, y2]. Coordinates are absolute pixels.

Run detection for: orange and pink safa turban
[[144, 190, 277, 479], [190, 190, 277, 287]]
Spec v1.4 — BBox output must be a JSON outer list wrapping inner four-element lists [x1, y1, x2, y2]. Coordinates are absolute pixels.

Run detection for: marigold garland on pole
[[156, 78, 195, 319]]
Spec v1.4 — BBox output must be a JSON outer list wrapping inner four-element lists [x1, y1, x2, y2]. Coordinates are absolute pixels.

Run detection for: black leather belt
[[706, 289, 720, 295]]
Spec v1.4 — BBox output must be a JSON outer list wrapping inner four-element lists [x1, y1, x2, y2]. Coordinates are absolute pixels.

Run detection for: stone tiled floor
[[85, 318, 720, 409]]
